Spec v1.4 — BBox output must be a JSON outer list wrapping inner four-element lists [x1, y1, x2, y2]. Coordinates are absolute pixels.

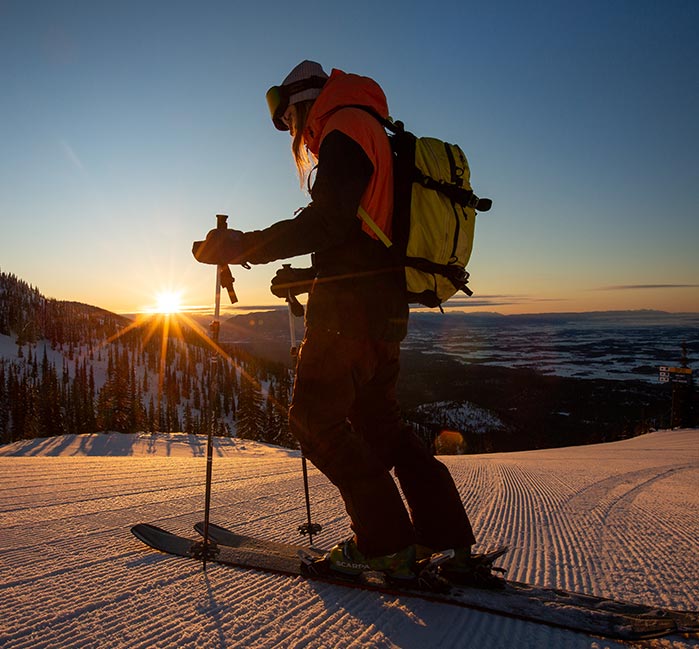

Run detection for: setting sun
[[153, 290, 183, 315]]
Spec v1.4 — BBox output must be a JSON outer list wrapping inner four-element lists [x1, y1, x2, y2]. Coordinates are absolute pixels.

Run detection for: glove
[[192, 228, 247, 265], [270, 266, 315, 298]]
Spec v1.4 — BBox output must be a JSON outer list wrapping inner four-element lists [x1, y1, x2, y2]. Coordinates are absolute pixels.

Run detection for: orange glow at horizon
[[151, 290, 183, 315]]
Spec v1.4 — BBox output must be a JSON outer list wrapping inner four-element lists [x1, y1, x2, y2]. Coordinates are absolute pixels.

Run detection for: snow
[[415, 401, 507, 435], [404, 313, 698, 382], [1, 429, 698, 648], [0, 432, 295, 458]]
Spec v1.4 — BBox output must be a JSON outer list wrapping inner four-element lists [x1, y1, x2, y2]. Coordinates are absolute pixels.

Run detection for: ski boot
[[300, 539, 455, 592], [326, 537, 417, 582]]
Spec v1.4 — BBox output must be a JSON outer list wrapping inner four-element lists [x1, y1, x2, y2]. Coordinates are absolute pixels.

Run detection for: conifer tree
[[0, 363, 8, 443], [236, 376, 266, 441]]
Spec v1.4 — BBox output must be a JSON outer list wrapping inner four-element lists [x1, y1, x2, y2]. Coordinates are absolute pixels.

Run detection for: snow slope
[[0, 432, 294, 459], [1, 430, 697, 649]]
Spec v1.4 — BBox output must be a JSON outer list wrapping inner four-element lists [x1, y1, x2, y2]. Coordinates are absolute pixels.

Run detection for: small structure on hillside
[[659, 342, 695, 427]]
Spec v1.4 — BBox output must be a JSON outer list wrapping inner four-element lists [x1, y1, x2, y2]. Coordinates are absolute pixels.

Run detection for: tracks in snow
[[444, 445, 698, 609], [1, 430, 698, 649]]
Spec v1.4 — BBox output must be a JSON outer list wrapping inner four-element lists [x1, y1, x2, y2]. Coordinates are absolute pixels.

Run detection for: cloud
[[597, 284, 699, 291], [444, 294, 568, 308], [60, 139, 85, 171], [178, 304, 286, 316]]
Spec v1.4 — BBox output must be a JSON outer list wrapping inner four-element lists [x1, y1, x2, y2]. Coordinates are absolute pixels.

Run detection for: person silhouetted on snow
[[192, 60, 477, 581]]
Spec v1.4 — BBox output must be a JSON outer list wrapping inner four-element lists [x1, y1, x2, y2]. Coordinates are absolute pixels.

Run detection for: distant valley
[[2, 270, 697, 453]]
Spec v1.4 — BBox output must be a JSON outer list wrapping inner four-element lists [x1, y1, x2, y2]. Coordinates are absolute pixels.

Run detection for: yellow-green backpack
[[357, 112, 492, 309]]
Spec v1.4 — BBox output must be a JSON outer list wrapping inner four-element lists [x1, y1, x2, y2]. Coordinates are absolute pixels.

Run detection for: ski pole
[[299, 453, 322, 544], [282, 268, 322, 545], [198, 214, 235, 568], [286, 282, 298, 358]]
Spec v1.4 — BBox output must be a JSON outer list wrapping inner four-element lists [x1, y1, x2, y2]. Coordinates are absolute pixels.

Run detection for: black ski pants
[[289, 326, 476, 557]]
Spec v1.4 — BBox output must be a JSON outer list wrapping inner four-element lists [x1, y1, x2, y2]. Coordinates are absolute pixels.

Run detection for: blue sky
[[1, 0, 697, 315]]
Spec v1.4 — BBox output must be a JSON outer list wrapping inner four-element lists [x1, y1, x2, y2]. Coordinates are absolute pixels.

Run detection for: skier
[[192, 60, 477, 582]]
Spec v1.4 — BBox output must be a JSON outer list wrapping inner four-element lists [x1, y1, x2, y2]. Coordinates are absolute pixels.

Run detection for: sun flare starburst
[[102, 290, 271, 429], [153, 290, 183, 315]]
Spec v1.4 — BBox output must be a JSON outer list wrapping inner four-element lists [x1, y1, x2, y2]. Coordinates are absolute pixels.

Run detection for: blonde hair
[[290, 101, 317, 188]]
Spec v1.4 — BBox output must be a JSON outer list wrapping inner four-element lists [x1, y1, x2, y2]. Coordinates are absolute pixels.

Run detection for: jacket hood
[[304, 69, 389, 153]]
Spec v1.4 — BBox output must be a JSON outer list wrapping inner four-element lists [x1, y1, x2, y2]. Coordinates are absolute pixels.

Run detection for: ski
[[195, 521, 506, 567], [193, 521, 699, 634], [132, 522, 697, 641]]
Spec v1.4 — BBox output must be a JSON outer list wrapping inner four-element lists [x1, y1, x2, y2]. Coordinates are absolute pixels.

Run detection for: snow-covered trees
[[1, 333, 295, 446], [0, 272, 296, 446]]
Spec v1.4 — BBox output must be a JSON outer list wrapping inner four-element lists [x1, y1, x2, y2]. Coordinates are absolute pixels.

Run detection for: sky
[[1, 0, 697, 316]]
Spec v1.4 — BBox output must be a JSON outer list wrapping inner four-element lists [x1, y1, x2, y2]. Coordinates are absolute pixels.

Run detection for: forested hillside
[[0, 271, 295, 447]]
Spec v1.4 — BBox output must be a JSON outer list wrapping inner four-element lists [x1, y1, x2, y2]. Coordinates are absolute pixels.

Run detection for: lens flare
[[435, 430, 466, 455]]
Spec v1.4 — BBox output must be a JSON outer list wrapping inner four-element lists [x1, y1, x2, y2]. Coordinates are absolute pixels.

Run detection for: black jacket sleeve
[[239, 130, 374, 264]]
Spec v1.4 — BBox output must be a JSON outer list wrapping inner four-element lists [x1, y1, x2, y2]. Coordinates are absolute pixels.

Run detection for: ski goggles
[[265, 76, 327, 131]]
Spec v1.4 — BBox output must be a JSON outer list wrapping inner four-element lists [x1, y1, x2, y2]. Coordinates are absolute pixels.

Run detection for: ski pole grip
[[288, 293, 304, 318], [215, 214, 238, 303], [282, 264, 305, 317]]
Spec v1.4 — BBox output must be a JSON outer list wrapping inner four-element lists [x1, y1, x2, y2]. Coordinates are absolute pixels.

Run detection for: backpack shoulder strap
[[357, 206, 393, 248], [336, 105, 398, 248], [339, 105, 404, 134]]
